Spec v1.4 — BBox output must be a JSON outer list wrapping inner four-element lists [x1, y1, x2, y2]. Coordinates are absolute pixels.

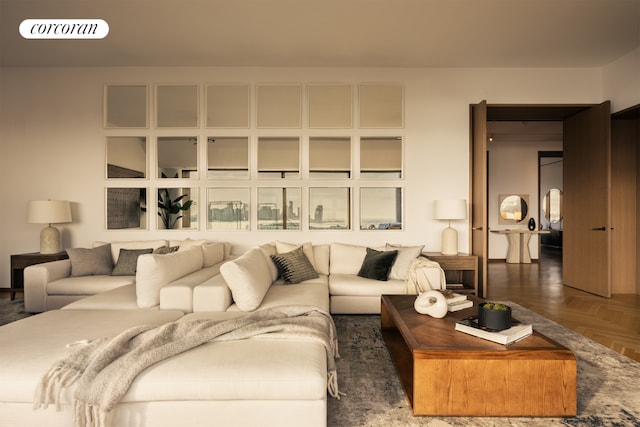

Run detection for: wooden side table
[[9, 252, 69, 300], [422, 252, 478, 295]]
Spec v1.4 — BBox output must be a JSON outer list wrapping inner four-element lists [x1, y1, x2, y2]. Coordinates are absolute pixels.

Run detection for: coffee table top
[[381, 295, 574, 355]]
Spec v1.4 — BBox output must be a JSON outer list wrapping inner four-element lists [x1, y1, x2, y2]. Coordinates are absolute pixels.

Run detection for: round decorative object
[[528, 217, 536, 231], [414, 290, 448, 318], [478, 302, 512, 330]]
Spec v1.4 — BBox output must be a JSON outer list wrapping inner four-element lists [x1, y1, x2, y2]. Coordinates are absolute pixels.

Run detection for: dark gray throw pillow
[[66, 244, 114, 277], [270, 247, 319, 284], [357, 248, 398, 281], [111, 248, 153, 276], [153, 246, 179, 255]]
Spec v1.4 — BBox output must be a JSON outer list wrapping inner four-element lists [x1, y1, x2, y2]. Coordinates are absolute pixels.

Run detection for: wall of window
[[104, 82, 405, 232]]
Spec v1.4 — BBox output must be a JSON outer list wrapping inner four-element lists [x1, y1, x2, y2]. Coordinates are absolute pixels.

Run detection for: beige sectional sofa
[[3, 240, 444, 427]]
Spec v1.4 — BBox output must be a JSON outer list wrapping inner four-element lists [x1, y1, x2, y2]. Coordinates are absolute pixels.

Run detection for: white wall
[[0, 65, 620, 286], [603, 48, 640, 113]]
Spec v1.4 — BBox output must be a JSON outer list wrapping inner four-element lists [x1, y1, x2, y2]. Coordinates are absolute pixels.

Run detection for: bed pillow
[[386, 244, 425, 280], [358, 248, 398, 281], [220, 247, 273, 311], [271, 247, 319, 284], [111, 248, 153, 276], [66, 244, 114, 277]]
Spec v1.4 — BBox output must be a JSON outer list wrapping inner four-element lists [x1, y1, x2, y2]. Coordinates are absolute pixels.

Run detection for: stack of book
[[455, 316, 533, 345], [436, 289, 473, 312]]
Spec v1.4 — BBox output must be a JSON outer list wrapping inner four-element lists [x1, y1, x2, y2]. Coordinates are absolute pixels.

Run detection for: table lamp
[[27, 200, 72, 254], [433, 199, 467, 255]]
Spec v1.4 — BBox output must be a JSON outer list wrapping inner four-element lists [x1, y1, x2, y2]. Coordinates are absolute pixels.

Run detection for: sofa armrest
[[192, 274, 233, 312], [24, 259, 72, 313]]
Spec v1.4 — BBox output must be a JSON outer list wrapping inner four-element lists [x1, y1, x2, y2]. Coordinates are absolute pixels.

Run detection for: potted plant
[[478, 302, 512, 331]]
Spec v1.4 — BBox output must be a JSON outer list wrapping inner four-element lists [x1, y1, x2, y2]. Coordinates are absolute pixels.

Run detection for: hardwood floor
[[487, 247, 640, 363]]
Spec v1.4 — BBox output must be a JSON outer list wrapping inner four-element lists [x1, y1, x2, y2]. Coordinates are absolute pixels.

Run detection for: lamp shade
[[27, 200, 72, 224], [433, 199, 467, 220]]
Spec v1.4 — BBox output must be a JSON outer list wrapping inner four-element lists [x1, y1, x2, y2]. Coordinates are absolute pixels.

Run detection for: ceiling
[[1, 0, 638, 68]]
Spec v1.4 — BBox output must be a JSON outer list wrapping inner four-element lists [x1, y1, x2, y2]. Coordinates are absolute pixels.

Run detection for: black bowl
[[478, 303, 512, 331]]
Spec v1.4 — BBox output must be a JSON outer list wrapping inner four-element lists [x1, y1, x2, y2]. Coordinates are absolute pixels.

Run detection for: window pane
[[257, 84, 301, 128], [207, 136, 249, 179], [258, 187, 301, 230], [206, 84, 249, 128], [360, 136, 402, 179], [104, 85, 148, 128], [157, 136, 198, 179], [309, 187, 350, 230], [308, 84, 352, 128], [106, 187, 147, 230], [106, 136, 147, 178], [359, 83, 403, 128], [156, 188, 198, 230], [309, 137, 351, 178], [156, 84, 199, 128], [207, 188, 250, 231], [360, 187, 402, 230], [258, 136, 300, 178]]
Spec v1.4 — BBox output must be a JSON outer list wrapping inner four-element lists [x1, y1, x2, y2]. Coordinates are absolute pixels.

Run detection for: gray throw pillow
[[66, 244, 114, 277], [152, 246, 179, 255], [357, 248, 398, 281], [270, 247, 319, 284], [111, 248, 153, 276]]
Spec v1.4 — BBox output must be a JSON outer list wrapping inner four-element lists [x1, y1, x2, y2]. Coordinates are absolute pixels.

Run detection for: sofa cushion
[[220, 247, 272, 311], [312, 244, 330, 276], [135, 247, 204, 308], [386, 244, 425, 280], [111, 248, 153, 276], [66, 244, 113, 277], [357, 248, 398, 281], [329, 273, 406, 296], [259, 243, 279, 282], [271, 247, 319, 284], [178, 238, 207, 251], [202, 242, 225, 267], [329, 243, 369, 275]]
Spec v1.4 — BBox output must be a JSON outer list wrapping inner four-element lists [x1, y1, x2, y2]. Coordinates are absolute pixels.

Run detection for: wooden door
[[470, 101, 488, 297], [563, 102, 611, 297]]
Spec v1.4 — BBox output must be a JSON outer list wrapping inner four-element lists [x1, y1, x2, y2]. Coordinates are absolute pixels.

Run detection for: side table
[[422, 252, 478, 295], [9, 252, 69, 300]]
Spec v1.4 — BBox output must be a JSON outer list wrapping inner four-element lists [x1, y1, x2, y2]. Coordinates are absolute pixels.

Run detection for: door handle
[[472, 227, 483, 231], [592, 226, 606, 231]]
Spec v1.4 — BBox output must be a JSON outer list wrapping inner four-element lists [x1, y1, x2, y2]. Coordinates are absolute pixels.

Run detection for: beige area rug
[[328, 303, 640, 427]]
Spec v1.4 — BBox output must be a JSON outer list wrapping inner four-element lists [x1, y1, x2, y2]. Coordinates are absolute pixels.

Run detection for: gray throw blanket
[[34, 305, 340, 427]]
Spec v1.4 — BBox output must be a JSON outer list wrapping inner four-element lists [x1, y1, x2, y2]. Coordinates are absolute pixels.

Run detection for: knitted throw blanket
[[34, 305, 340, 427], [404, 257, 447, 294]]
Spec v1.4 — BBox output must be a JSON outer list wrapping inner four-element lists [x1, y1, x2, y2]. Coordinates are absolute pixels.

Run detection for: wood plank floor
[[487, 247, 640, 363]]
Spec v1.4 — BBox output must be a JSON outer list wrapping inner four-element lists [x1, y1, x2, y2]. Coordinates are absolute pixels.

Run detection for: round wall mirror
[[498, 194, 529, 224], [543, 188, 563, 223]]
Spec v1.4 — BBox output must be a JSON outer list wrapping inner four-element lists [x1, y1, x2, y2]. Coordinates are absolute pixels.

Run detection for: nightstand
[[422, 252, 478, 295], [9, 252, 69, 300]]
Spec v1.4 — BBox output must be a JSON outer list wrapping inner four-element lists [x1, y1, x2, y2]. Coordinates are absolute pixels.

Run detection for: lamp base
[[441, 226, 458, 255], [40, 225, 61, 254]]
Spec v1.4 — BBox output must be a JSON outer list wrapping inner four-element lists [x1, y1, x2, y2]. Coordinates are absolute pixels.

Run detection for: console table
[[491, 230, 550, 263], [9, 252, 68, 300]]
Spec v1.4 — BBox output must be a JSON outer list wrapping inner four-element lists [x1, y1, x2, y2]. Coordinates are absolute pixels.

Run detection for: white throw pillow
[[202, 242, 225, 267], [220, 247, 273, 311], [386, 244, 425, 280], [275, 241, 317, 271], [135, 247, 204, 308]]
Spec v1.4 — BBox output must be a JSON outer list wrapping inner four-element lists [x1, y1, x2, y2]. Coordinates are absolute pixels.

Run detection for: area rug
[[328, 303, 640, 427], [0, 299, 31, 326]]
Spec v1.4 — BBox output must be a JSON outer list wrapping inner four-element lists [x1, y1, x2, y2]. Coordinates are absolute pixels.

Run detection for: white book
[[447, 299, 473, 312], [455, 316, 533, 345], [436, 289, 467, 304]]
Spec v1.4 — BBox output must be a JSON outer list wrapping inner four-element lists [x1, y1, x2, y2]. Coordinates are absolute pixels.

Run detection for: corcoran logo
[[19, 19, 109, 39]]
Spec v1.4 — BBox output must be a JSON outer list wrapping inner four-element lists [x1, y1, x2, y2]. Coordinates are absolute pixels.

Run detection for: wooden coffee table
[[381, 295, 576, 417]]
